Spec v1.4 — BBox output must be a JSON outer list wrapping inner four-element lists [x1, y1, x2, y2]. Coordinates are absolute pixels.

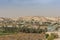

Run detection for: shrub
[[51, 33, 59, 38], [47, 35, 54, 40], [47, 33, 59, 40], [45, 34, 49, 38]]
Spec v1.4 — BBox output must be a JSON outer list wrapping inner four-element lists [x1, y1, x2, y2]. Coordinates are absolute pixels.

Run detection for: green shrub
[[51, 33, 59, 38], [47, 33, 59, 40], [45, 34, 49, 38], [47, 35, 54, 40]]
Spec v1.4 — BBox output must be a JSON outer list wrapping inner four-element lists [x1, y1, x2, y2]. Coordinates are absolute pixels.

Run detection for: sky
[[0, 0, 60, 17]]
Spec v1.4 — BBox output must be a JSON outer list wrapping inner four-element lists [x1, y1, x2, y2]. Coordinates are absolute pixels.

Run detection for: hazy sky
[[0, 0, 60, 17]]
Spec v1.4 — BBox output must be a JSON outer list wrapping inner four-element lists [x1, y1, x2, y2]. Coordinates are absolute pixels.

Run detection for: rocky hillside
[[0, 16, 60, 24], [0, 16, 60, 25], [0, 16, 60, 22], [0, 16, 59, 36]]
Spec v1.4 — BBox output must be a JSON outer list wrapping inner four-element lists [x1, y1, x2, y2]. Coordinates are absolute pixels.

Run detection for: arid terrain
[[0, 16, 60, 40], [0, 33, 45, 40]]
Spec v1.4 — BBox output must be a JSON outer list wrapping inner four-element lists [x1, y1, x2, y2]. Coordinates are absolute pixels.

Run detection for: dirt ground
[[0, 33, 45, 40]]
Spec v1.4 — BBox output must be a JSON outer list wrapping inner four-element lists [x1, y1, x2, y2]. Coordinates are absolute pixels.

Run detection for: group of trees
[[19, 26, 46, 33], [0, 19, 48, 33], [0, 26, 46, 34], [0, 18, 60, 33]]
